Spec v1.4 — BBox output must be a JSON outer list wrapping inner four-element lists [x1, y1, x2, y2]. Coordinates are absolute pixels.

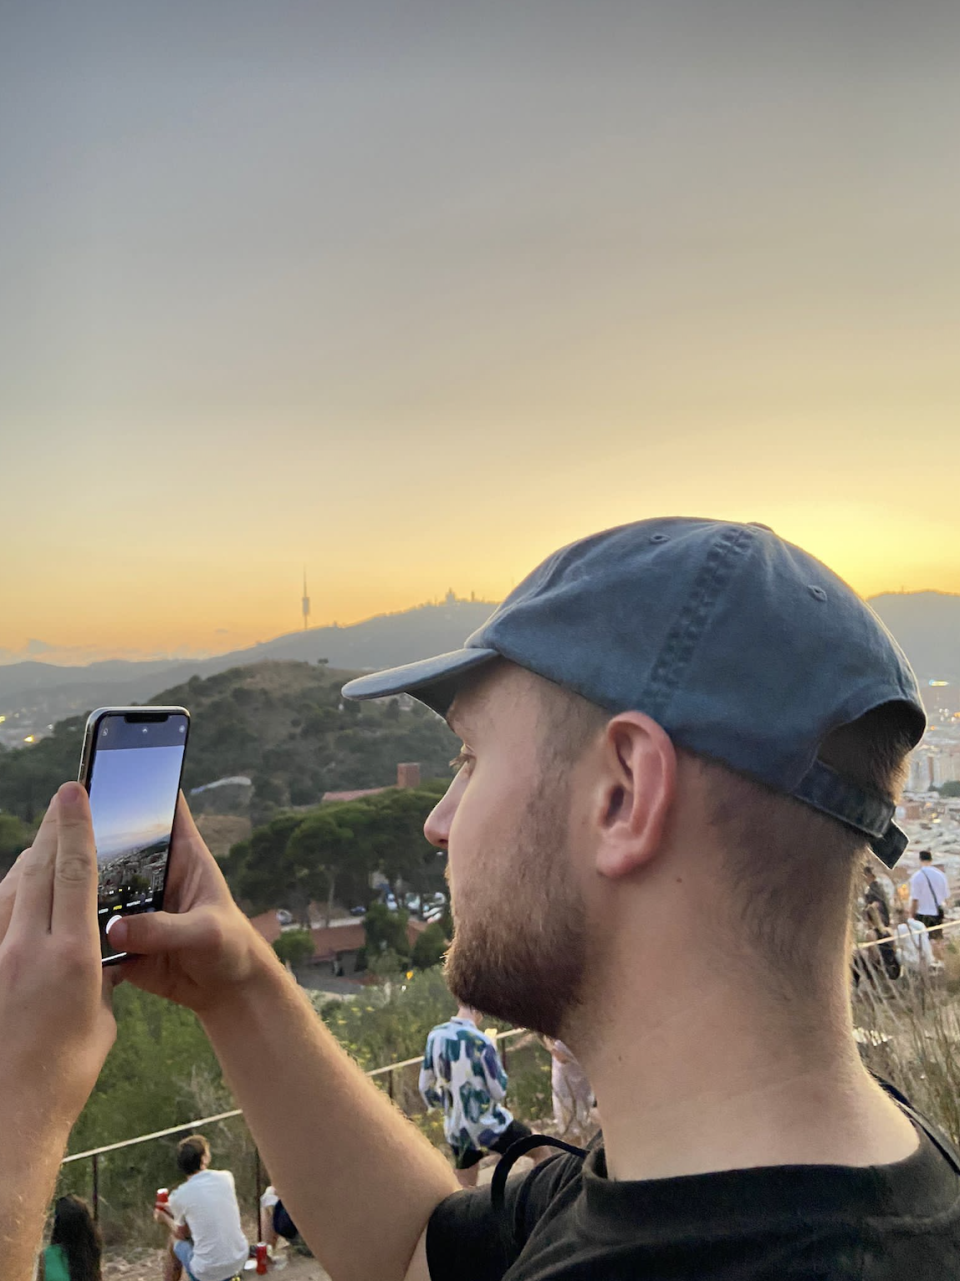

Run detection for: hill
[[0, 659, 458, 829], [868, 591, 960, 683], [0, 599, 495, 739], [2, 588, 958, 744]]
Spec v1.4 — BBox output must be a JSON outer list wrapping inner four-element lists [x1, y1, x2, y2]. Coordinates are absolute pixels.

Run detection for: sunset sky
[[2, 3, 959, 664]]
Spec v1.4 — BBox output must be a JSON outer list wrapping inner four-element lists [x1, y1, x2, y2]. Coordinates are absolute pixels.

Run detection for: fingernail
[[105, 915, 126, 945], [59, 782, 85, 807]]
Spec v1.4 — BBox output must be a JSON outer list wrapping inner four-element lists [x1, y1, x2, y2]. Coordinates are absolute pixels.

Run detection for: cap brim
[[341, 647, 499, 715]]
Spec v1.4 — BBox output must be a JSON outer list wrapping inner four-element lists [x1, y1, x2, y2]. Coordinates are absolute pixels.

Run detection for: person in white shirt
[[909, 850, 949, 959], [893, 904, 934, 975], [154, 1135, 249, 1281]]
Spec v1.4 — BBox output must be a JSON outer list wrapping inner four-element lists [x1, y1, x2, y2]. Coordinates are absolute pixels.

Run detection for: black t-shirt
[[426, 1122, 960, 1280]]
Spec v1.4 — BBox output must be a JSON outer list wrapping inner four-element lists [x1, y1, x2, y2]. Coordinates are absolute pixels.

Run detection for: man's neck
[[570, 962, 918, 1183]]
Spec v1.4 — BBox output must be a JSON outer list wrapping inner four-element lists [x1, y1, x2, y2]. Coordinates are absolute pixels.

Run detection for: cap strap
[[791, 759, 907, 869]]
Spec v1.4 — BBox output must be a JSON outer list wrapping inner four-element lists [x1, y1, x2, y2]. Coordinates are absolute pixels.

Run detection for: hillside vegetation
[[0, 660, 458, 851]]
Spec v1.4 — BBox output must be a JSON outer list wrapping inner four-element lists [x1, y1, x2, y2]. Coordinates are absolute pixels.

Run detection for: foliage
[[0, 660, 458, 823], [225, 784, 449, 919], [314, 965, 457, 1072], [411, 921, 449, 970], [937, 780, 960, 798], [273, 929, 316, 967], [57, 967, 553, 1250], [365, 901, 412, 961], [0, 812, 34, 875]]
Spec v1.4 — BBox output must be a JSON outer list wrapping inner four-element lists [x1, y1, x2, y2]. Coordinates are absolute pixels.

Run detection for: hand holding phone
[[102, 794, 276, 1012]]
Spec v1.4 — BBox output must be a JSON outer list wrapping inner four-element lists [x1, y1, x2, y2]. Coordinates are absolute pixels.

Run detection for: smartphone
[[78, 706, 190, 965]]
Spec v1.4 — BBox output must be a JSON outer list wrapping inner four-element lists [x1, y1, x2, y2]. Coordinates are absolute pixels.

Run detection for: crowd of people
[[4, 518, 960, 1281], [857, 851, 950, 990]]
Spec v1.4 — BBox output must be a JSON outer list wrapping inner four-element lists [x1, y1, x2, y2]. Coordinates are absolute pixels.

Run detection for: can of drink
[[255, 1242, 269, 1274], [155, 1188, 169, 1211]]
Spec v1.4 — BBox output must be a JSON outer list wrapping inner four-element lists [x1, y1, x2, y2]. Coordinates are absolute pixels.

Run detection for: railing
[[60, 1026, 527, 1224], [60, 917, 960, 1230]]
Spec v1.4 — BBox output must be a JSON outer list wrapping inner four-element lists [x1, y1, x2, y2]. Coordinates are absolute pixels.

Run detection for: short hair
[[919, 849, 932, 862], [534, 678, 915, 994], [177, 1135, 210, 1176]]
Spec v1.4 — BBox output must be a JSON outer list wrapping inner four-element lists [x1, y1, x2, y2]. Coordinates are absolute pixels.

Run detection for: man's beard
[[443, 774, 587, 1038]]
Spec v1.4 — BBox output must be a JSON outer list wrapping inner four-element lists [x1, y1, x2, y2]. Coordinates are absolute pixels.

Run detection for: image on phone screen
[[85, 710, 189, 962]]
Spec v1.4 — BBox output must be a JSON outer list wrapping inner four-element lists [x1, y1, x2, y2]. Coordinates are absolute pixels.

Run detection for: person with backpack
[[909, 850, 950, 959], [37, 1196, 102, 1281]]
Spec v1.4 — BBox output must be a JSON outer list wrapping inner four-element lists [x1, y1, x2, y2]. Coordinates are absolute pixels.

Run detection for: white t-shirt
[[894, 919, 934, 970], [169, 1170, 249, 1281], [909, 866, 949, 916]]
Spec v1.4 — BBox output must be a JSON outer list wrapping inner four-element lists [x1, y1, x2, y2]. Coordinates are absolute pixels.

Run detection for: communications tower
[[302, 569, 311, 631]]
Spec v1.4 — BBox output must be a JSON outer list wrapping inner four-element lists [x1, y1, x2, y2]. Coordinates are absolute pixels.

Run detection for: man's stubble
[[443, 772, 588, 1039]]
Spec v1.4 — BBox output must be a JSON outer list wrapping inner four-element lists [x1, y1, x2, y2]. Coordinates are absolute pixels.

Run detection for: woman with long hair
[[38, 1195, 102, 1281]]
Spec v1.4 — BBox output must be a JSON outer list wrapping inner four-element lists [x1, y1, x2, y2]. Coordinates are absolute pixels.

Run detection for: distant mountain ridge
[[868, 591, 960, 683], [1, 591, 958, 736], [0, 601, 497, 732]]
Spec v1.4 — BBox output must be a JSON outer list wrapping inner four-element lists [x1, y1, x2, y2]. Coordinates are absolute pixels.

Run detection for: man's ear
[[592, 713, 676, 880]]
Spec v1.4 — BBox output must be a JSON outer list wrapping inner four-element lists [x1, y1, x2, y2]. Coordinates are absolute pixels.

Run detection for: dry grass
[[854, 942, 960, 1144]]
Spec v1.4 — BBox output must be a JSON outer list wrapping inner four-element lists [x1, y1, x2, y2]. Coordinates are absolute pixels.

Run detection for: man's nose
[[424, 786, 457, 849]]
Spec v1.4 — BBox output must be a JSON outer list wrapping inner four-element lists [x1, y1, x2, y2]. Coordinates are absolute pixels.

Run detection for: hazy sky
[[2, 2, 959, 662], [89, 744, 184, 859]]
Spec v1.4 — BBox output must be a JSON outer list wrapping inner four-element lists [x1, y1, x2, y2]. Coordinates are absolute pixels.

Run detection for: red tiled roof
[[250, 912, 433, 961], [321, 787, 388, 803]]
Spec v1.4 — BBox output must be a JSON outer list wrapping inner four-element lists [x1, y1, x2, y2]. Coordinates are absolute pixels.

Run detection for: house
[[249, 911, 430, 990], [322, 761, 421, 804]]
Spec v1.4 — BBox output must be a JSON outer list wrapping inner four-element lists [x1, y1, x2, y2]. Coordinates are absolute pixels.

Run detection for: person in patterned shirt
[[419, 1006, 548, 1186]]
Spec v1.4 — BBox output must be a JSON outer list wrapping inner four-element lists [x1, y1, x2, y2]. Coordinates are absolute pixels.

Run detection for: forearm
[[200, 957, 457, 1281], [0, 1115, 70, 1281]]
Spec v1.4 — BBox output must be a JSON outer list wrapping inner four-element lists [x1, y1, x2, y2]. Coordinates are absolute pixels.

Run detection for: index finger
[[51, 781, 99, 938]]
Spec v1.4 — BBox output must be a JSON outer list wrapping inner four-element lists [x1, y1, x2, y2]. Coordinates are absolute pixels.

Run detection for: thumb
[[107, 906, 220, 956]]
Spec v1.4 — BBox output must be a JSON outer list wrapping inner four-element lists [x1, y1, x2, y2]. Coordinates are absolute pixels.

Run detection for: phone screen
[[86, 711, 189, 962]]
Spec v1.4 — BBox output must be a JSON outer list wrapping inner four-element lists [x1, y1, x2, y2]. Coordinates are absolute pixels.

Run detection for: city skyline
[[3, 3, 960, 658]]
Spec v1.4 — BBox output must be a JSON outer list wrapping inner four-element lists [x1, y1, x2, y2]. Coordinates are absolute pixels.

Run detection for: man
[[0, 785, 118, 1281], [419, 1006, 540, 1187], [544, 1038, 594, 1146], [860, 862, 900, 982], [910, 849, 949, 958], [893, 903, 934, 976], [80, 520, 960, 1278], [155, 1135, 248, 1281]]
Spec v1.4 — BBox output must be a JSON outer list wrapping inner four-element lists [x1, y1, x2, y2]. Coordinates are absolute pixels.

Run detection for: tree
[[364, 901, 411, 962], [411, 921, 448, 970], [273, 929, 316, 968], [938, 781, 960, 798], [285, 809, 360, 925], [0, 813, 34, 875]]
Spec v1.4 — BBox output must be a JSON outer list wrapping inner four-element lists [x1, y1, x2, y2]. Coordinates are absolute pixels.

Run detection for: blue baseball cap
[[342, 518, 925, 867]]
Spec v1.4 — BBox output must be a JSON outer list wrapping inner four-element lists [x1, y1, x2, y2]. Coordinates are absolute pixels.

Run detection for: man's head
[[920, 850, 933, 863], [424, 661, 913, 1037], [177, 1135, 211, 1177], [343, 519, 924, 1038]]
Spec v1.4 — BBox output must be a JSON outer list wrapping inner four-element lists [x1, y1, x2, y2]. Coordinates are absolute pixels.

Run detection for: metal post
[[91, 1154, 100, 1223], [253, 1146, 262, 1238], [501, 1040, 509, 1072], [387, 1067, 395, 1102]]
